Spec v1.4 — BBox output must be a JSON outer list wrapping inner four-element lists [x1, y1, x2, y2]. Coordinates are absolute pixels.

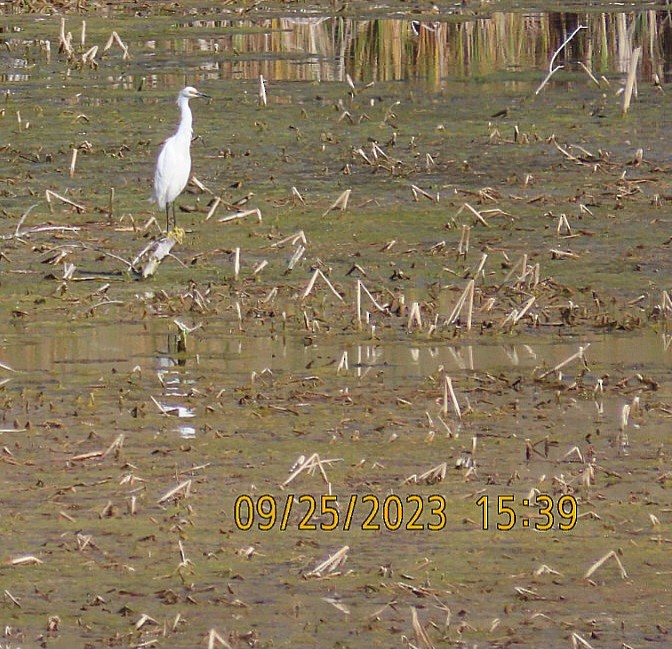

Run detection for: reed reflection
[[2, 11, 671, 88]]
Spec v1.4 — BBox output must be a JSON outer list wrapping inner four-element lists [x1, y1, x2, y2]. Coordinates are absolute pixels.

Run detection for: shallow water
[[1, 3, 672, 648]]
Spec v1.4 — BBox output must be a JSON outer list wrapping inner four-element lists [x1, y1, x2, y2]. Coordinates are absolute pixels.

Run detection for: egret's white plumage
[[152, 86, 209, 232]]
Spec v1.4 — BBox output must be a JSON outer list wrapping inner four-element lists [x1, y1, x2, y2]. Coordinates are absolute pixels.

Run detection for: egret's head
[[180, 86, 210, 100]]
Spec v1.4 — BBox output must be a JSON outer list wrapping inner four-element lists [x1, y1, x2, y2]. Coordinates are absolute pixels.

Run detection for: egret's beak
[[195, 91, 210, 99]]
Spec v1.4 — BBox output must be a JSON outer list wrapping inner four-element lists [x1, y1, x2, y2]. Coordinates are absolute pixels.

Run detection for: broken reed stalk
[[45, 189, 85, 213], [291, 186, 305, 204], [404, 462, 447, 485], [336, 351, 349, 374], [583, 549, 628, 580], [538, 343, 591, 379], [411, 184, 438, 202], [459, 202, 489, 227], [410, 606, 435, 649], [443, 375, 462, 420], [571, 632, 594, 649], [446, 279, 475, 330], [281, 452, 341, 487], [103, 31, 129, 59], [270, 230, 307, 248], [207, 629, 233, 649], [287, 245, 305, 271], [301, 269, 343, 302], [577, 61, 600, 86], [306, 545, 349, 577], [471, 252, 488, 279], [501, 296, 536, 329], [355, 280, 387, 323], [218, 208, 262, 224], [622, 46, 641, 115], [205, 196, 221, 221], [407, 301, 422, 332], [322, 189, 351, 217], [157, 479, 192, 504]]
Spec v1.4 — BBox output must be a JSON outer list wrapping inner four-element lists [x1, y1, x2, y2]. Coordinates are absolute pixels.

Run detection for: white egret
[[152, 86, 210, 232]]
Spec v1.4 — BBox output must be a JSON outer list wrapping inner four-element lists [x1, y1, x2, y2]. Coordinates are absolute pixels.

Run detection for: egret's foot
[[166, 226, 185, 244]]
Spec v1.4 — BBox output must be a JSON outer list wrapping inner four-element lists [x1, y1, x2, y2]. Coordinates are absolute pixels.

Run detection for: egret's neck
[[175, 96, 193, 140]]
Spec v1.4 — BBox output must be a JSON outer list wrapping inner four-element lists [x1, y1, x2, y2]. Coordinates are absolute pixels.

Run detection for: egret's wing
[[152, 135, 192, 207]]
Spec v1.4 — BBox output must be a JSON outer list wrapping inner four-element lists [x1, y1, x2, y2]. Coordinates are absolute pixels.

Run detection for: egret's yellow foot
[[167, 226, 185, 244]]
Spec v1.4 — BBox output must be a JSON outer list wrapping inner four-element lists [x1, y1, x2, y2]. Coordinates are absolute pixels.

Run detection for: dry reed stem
[[82, 45, 98, 65], [501, 296, 536, 329], [69, 148, 77, 177], [233, 247, 240, 280], [205, 196, 221, 221], [622, 46, 641, 115], [356, 280, 388, 323], [207, 628, 233, 649], [9, 555, 43, 566], [550, 248, 580, 260], [405, 463, 447, 485], [583, 549, 628, 580], [103, 31, 129, 59], [70, 449, 105, 462], [301, 269, 343, 301], [157, 479, 192, 504], [407, 301, 422, 332], [281, 453, 341, 487], [322, 189, 351, 216], [45, 189, 85, 213], [459, 202, 489, 226], [287, 245, 305, 271], [58, 17, 74, 58], [322, 596, 350, 615], [4, 590, 21, 607], [103, 434, 124, 458], [458, 224, 470, 257], [291, 186, 305, 204], [258, 74, 267, 107], [446, 279, 475, 330], [411, 184, 438, 202], [552, 139, 581, 163], [410, 606, 435, 649], [305, 545, 349, 577], [538, 344, 590, 379], [336, 351, 349, 374], [443, 375, 462, 420], [218, 208, 262, 224], [577, 61, 600, 86], [557, 213, 571, 236], [571, 632, 594, 649], [253, 260, 268, 275], [270, 230, 307, 248]]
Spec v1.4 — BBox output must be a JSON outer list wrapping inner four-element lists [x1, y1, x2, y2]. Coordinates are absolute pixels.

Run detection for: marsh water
[[2, 2, 672, 647]]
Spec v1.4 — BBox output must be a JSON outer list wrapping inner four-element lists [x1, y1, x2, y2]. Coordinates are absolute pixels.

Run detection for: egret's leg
[[165, 204, 171, 233], [172, 202, 177, 231]]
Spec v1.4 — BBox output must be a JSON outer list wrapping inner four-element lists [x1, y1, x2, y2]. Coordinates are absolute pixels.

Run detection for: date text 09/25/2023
[[233, 493, 578, 533]]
